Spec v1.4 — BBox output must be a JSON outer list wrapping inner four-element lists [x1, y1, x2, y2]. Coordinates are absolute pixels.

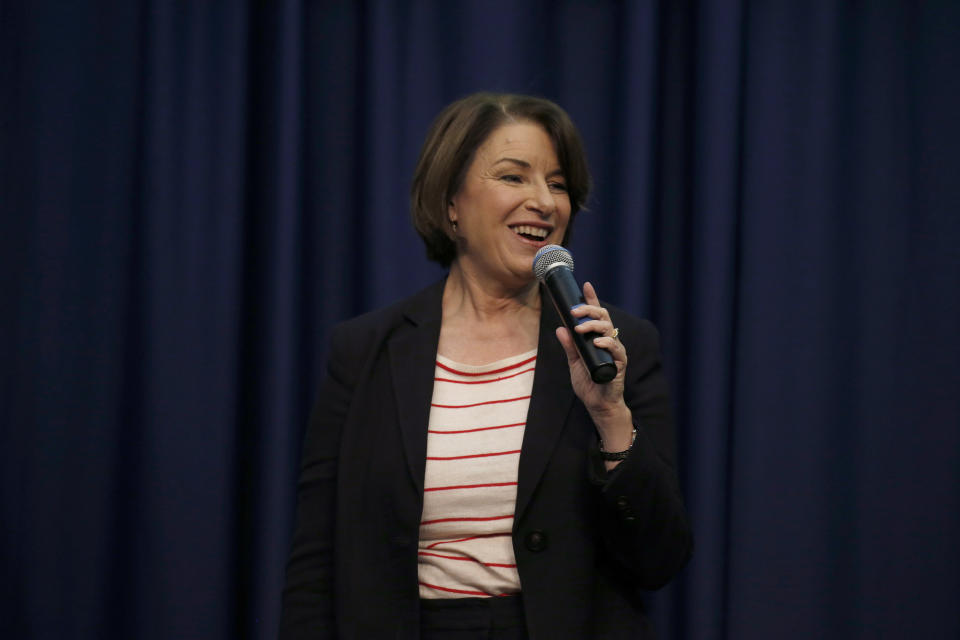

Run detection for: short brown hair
[[410, 92, 592, 267]]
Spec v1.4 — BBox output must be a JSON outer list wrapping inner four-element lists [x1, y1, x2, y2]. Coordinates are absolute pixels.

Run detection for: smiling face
[[447, 121, 571, 289]]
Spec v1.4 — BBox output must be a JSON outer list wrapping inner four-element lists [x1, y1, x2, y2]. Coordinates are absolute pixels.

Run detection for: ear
[[447, 199, 457, 224]]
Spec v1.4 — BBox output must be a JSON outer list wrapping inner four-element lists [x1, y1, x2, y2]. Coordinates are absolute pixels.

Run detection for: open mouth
[[510, 224, 550, 242]]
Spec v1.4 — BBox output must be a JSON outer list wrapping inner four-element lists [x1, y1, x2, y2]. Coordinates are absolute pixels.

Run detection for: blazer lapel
[[515, 290, 575, 522], [387, 280, 444, 493], [385, 279, 575, 516]]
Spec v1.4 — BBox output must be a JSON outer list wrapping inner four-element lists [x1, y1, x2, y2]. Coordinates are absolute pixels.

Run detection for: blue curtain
[[2, 1, 957, 639]]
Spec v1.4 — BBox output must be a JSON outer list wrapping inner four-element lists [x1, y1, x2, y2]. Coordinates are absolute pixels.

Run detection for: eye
[[549, 180, 568, 193], [500, 174, 523, 183]]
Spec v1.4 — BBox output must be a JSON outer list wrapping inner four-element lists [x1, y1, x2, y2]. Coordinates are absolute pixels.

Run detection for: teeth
[[512, 225, 549, 239]]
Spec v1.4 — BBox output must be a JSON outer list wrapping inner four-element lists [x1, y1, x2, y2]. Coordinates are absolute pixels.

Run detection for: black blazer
[[280, 279, 692, 639]]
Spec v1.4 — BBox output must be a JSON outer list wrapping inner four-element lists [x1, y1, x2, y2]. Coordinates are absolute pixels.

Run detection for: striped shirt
[[417, 349, 537, 599]]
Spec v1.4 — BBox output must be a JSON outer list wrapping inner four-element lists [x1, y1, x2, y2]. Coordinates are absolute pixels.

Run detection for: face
[[448, 121, 571, 287]]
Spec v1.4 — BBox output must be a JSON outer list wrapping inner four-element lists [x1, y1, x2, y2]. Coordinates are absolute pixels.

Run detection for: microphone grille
[[533, 244, 574, 281]]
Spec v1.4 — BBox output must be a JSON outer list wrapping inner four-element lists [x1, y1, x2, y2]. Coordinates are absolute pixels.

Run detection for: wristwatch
[[599, 428, 637, 461]]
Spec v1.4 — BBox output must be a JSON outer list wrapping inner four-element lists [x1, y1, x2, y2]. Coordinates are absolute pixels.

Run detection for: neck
[[444, 260, 540, 323]]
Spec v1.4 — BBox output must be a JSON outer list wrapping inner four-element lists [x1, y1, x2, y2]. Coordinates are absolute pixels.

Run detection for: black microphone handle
[[542, 266, 617, 384]]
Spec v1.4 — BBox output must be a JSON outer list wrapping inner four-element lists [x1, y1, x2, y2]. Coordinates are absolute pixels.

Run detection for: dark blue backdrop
[[2, 2, 958, 639]]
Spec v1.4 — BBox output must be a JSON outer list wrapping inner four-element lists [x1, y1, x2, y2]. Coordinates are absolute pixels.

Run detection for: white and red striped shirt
[[417, 349, 537, 599]]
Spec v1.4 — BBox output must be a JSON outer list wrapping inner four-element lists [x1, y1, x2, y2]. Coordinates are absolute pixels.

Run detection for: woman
[[280, 93, 692, 639]]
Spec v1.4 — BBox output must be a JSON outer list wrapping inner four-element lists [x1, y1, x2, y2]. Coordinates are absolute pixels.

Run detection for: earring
[[450, 220, 458, 232]]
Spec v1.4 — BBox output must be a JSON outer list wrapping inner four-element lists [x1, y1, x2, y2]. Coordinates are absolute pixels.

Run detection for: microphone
[[533, 245, 617, 384]]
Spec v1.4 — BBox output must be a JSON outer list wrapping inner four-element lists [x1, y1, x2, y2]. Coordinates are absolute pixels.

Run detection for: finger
[[583, 281, 601, 307], [555, 327, 581, 364], [574, 318, 615, 336], [592, 335, 627, 360], [570, 303, 610, 323]]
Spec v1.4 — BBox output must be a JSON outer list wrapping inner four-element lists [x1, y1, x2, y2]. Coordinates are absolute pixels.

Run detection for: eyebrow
[[493, 157, 565, 177], [493, 157, 531, 169]]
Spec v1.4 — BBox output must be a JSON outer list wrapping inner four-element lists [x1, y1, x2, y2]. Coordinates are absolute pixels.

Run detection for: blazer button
[[616, 496, 630, 511], [525, 530, 548, 552]]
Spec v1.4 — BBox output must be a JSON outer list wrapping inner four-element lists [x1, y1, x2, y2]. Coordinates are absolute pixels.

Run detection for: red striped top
[[417, 349, 537, 599]]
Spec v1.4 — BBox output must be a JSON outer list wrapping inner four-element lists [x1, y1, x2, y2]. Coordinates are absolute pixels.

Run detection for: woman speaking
[[280, 93, 692, 639]]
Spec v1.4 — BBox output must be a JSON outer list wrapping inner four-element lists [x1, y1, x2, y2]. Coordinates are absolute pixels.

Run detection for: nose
[[526, 179, 558, 217]]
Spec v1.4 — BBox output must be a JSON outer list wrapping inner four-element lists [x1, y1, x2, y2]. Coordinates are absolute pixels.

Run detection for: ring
[[611, 327, 620, 340]]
